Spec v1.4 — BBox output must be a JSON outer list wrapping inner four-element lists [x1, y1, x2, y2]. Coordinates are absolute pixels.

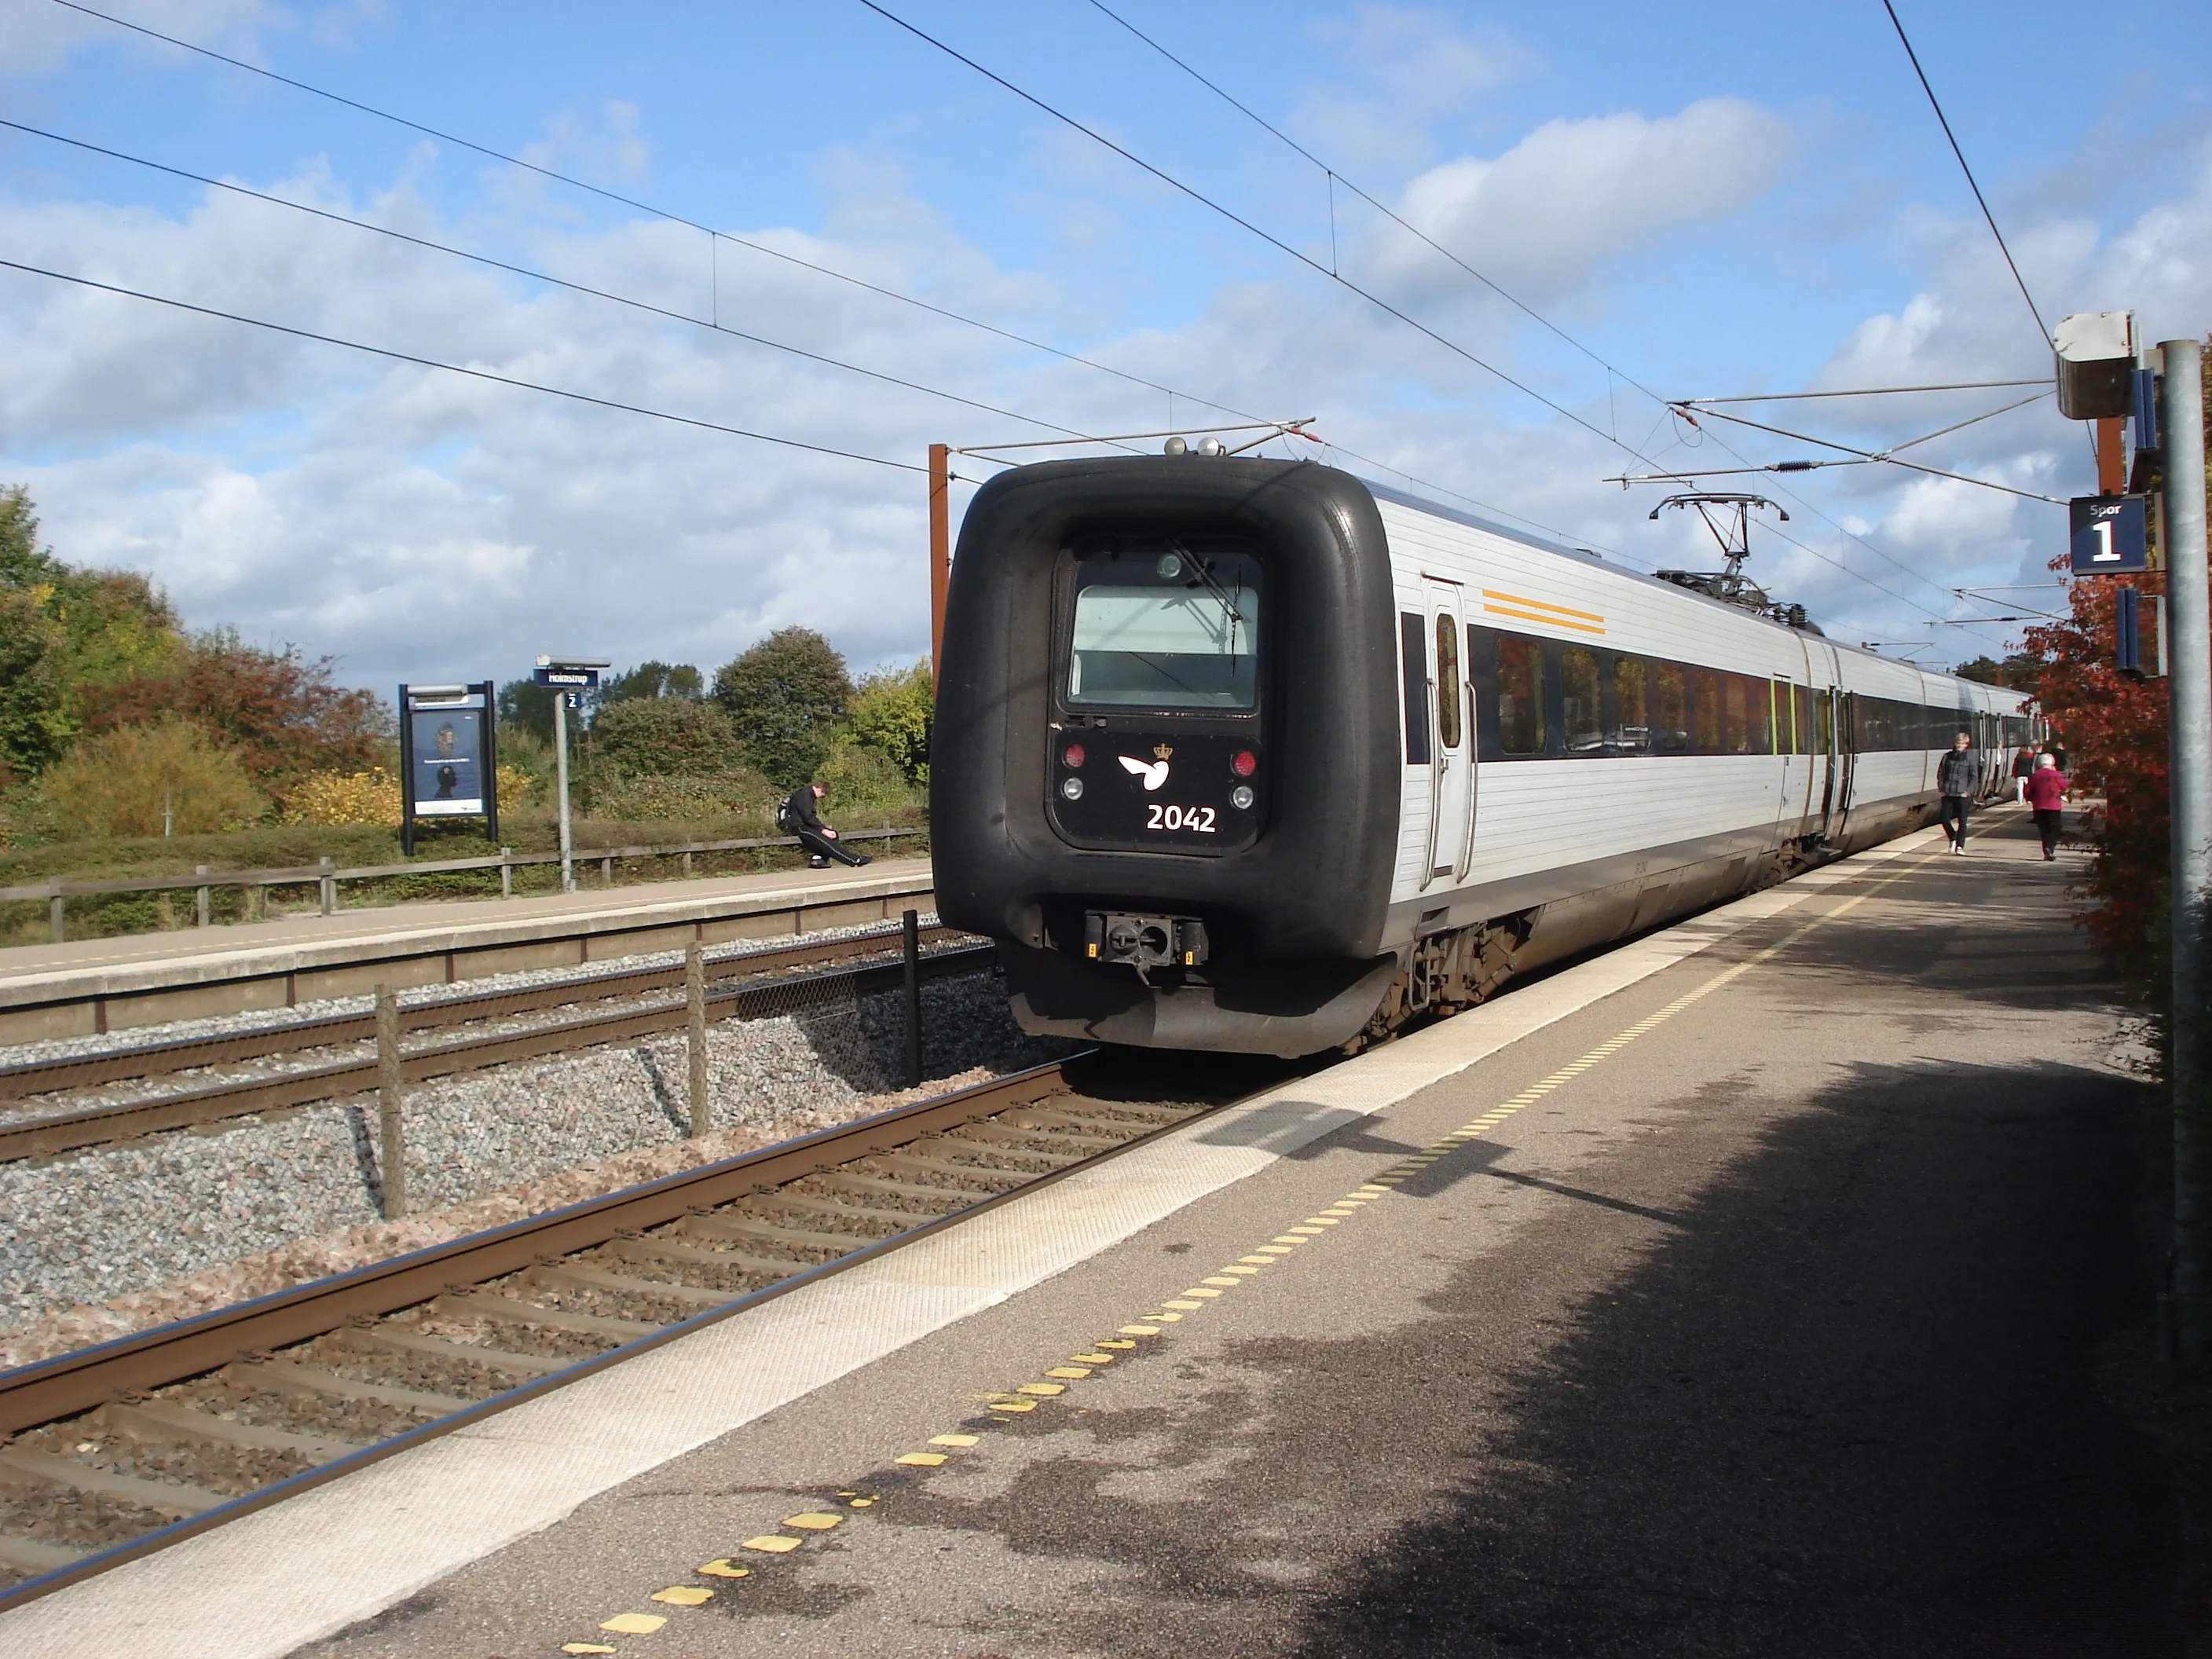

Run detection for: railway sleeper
[[90, 1399, 361, 1463], [675, 1212, 876, 1258], [219, 1358, 468, 1419], [797, 1169, 976, 1208], [526, 1262, 743, 1310], [0, 1447, 225, 1518], [599, 1235, 802, 1284], [0, 1530, 87, 1576], [857, 1150, 1035, 1189], [999, 1108, 1156, 1138], [931, 1122, 1104, 1155], [734, 1192, 928, 1234], [427, 1293, 664, 1344], [335, 1324, 573, 1379]]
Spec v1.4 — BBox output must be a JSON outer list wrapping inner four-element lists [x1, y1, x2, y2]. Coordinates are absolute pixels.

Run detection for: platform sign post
[[2159, 338, 2211, 1360], [2068, 494, 2149, 574], [535, 657, 607, 896], [397, 682, 497, 856]]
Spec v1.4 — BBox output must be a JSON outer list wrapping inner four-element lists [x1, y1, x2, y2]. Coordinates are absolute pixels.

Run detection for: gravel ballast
[[0, 969, 1060, 1348]]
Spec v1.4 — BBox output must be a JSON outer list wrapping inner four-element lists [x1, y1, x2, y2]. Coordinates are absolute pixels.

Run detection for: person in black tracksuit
[[785, 782, 870, 868], [1936, 731, 1978, 854]]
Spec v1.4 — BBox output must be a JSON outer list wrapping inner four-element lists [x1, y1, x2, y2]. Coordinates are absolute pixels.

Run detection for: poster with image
[[408, 704, 485, 815]]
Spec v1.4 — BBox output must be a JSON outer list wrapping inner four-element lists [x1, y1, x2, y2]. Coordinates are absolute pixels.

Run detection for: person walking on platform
[[2011, 743, 2037, 802], [1936, 731, 1977, 854], [2025, 753, 2068, 861], [781, 781, 871, 869]]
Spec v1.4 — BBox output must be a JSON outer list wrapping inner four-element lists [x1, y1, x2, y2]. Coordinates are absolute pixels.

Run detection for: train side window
[[1612, 654, 1650, 755], [1813, 688, 1833, 755], [1744, 675, 1774, 754], [1693, 670, 1723, 756], [1399, 612, 1430, 765], [1496, 634, 1545, 756], [1793, 683, 1815, 754], [1434, 614, 1462, 749], [1774, 680, 1796, 754], [1562, 647, 1602, 753], [1654, 662, 1688, 754], [1721, 674, 1747, 753]]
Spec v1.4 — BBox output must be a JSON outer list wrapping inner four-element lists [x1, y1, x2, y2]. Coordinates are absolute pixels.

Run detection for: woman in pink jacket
[[2024, 753, 2067, 861]]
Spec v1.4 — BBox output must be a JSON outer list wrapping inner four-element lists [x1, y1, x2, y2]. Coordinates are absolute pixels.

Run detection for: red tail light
[[1231, 749, 1257, 777], [1063, 742, 1086, 768]]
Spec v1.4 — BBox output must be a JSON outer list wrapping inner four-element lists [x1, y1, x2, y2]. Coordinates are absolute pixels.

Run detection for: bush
[[590, 771, 772, 822], [712, 628, 853, 789], [814, 736, 923, 820], [848, 658, 933, 784], [591, 696, 745, 779], [34, 717, 266, 837], [285, 767, 404, 827]]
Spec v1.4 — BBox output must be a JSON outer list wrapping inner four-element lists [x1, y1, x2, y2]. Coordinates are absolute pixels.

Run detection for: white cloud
[[0, 0, 294, 79], [1373, 97, 1797, 303]]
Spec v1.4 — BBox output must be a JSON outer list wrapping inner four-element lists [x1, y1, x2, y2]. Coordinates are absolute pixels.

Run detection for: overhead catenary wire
[[1879, 0, 2049, 343], [0, 259, 928, 473], [1678, 378, 2053, 405], [42, 0, 1273, 430], [870, 0, 2008, 640], [1075, 0, 2025, 633], [1662, 399, 2065, 504], [0, 118, 1159, 452], [46, 0, 2001, 644]]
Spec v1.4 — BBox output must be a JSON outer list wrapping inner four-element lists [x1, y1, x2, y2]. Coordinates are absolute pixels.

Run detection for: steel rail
[[0, 944, 997, 1163], [0, 1050, 1251, 1612], [0, 924, 968, 1102]]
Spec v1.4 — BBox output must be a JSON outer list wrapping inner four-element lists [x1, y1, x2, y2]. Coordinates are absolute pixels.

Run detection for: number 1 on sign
[[2093, 519, 2116, 562]]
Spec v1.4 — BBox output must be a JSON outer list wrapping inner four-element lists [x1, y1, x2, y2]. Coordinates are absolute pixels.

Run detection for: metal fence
[[2, 826, 926, 944]]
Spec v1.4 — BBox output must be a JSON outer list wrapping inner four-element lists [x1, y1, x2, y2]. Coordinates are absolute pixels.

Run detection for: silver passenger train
[[930, 456, 2038, 1056]]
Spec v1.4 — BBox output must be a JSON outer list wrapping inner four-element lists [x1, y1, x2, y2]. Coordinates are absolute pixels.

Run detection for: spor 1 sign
[[2070, 494, 2149, 575]]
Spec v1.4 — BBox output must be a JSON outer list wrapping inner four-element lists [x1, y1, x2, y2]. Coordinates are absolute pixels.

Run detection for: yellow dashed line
[[564, 851, 1939, 1650]]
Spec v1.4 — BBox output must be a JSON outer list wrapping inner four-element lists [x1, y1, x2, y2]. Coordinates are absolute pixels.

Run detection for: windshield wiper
[[1165, 538, 1245, 650]]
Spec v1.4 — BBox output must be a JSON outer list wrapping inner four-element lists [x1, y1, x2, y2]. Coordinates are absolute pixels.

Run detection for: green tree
[[712, 627, 854, 789], [598, 660, 704, 706], [34, 716, 266, 837], [1954, 652, 2042, 689], [0, 485, 183, 780], [846, 658, 934, 784], [591, 696, 745, 778]]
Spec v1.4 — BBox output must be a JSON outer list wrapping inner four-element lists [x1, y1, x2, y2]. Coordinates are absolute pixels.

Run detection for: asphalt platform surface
[[299, 814, 2174, 1658]]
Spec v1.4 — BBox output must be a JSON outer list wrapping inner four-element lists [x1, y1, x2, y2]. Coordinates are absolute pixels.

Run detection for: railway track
[[0, 1050, 1275, 1607], [0, 925, 988, 1163]]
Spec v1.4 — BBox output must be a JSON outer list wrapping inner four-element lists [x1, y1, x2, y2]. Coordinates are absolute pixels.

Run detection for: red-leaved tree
[[80, 628, 389, 800]]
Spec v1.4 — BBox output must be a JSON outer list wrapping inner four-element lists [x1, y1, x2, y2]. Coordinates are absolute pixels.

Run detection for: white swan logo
[[1119, 748, 1172, 790]]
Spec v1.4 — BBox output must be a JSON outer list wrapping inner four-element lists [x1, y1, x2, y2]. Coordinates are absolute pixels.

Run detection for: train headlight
[[1061, 776, 1085, 800], [1155, 551, 1183, 580], [1230, 785, 1254, 811]]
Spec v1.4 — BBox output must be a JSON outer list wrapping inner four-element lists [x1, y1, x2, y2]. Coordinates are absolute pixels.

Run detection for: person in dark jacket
[[785, 782, 870, 869], [1936, 731, 1977, 854], [2024, 753, 2067, 860], [2010, 744, 2036, 803]]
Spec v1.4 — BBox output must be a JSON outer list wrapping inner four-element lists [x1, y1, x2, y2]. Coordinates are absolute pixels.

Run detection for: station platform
[[0, 858, 934, 1043], [2, 810, 2176, 1656]]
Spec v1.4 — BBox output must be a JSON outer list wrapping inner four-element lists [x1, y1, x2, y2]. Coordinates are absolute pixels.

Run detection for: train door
[[1778, 679, 1811, 841], [1421, 577, 1474, 887], [1830, 689, 1860, 844]]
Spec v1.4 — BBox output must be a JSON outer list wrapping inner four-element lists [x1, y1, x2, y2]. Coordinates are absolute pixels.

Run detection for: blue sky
[[3, 0, 2209, 687]]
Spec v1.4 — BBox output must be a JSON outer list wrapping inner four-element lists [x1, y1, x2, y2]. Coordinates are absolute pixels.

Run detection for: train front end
[[930, 456, 1403, 1055]]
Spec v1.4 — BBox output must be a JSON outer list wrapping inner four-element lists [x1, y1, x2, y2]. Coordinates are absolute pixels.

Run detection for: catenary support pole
[[2161, 336, 2210, 1358], [903, 907, 923, 1089], [686, 940, 710, 1137], [554, 690, 575, 895], [928, 443, 950, 672], [375, 983, 406, 1220]]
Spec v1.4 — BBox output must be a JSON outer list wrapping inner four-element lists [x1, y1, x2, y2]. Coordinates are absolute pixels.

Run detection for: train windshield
[[1066, 545, 1262, 710]]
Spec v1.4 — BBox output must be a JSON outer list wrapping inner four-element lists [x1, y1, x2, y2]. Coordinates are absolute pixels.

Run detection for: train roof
[[1357, 474, 2027, 706]]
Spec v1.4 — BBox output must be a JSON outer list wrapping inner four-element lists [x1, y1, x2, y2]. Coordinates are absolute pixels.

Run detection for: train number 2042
[[1145, 804, 1217, 832]]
